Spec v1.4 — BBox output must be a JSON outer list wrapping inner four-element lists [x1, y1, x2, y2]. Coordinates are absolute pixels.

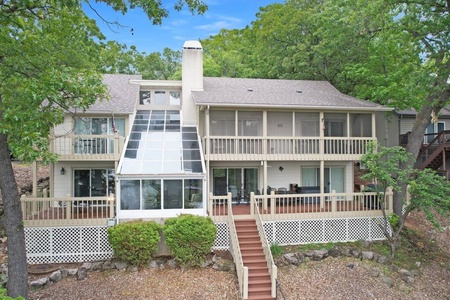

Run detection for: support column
[[32, 161, 37, 197], [320, 160, 325, 210]]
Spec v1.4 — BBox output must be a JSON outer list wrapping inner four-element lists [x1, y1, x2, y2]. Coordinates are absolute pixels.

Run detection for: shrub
[[107, 220, 161, 267], [164, 214, 217, 266], [0, 287, 25, 300]]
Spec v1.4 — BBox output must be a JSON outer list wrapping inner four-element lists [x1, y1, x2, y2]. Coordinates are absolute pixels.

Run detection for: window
[[139, 90, 181, 106], [74, 169, 115, 197], [350, 113, 372, 137], [120, 178, 203, 210], [210, 110, 235, 136], [324, 113, 347, 137], [425, 122, 445, 143], [238, 111, 262, 136], [301, 167, 344, 194], [295, 112, 320, 136]]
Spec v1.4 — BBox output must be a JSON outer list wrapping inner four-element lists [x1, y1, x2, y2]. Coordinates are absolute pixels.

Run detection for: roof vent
[[296, 90, 302, 93], [247, 88, 253, 92]]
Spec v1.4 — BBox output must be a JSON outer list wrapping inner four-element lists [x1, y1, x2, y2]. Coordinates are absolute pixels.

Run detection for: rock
[[328, 248, 342, 257], [361, 240, 371, 248], [149, 260, 159, 268], [76, 267, 87, 280], [49, 270, 62, 283], [283, 253, 302, 266], [59, 266, 68, 278], [167, 259, 177, 268], [369, 267, 380, 277], [91, 261, 103, 271], [114, 261, 127, 270], [399, 269, 413, 277], [128, 265, 139, 272], [361, 251, 374, 260], [402, 275, 415, 284], [30, 277, 49, 288], [102, 259, 113, 270], [382, 275, 394, 288], [66, 268, 78, 276], [312, 249, 328, 261], [349, 249, 360, 259], [81, 262, 92, 271], [212, 257, 235, 272], [377, 255, 389, 265]]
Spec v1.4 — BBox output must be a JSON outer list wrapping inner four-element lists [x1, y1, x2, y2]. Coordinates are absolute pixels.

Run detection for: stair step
[[248, 286, 272, 297], [248, 295, 274, 300]]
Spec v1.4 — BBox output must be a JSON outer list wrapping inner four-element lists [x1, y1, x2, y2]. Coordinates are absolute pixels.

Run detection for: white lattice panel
[[348, 218, 370, 241], [263, 222, 274, 245], [299, 219, 323, 244], [324, 219, 348, 242], [25, 226, 113, 264], [275, 220, 300, 245], [369, 217, 389, 240], [212, 222, 229, 251]]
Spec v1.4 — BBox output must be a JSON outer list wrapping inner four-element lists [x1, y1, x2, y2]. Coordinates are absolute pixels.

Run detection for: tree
[[360, 142, 450, 257], [0, 1, 206, 298]]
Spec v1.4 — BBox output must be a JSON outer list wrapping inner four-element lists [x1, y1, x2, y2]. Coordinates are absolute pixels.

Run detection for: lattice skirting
[[212, 217, 388, 250], [25, 226, 113, 265]]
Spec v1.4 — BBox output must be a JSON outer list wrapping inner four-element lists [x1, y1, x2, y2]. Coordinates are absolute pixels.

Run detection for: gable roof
[[79, 74, 142, 114], [396, 106, 450, 117], [192, 77, 391, 111]]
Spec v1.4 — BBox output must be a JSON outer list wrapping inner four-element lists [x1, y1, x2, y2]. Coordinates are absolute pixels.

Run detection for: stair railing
[[227, 192, 249, 299], [417, 130, 450, 166], [252, 192, 278, 298]]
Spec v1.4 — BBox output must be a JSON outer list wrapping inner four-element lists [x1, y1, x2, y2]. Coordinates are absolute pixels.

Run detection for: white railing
[[210, 190, 393, 221], [50, 134, 125, 160], [252, 192, 277, 298], [227, 192, 249, 299], [21, 195, 115, 226], [206, 136, 376, 160]]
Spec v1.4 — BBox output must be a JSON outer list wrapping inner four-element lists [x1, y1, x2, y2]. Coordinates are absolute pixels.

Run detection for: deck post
[[331, 190, 337, 212], [270, 191, 275, 217], [387, 187, 394, 214], [209, 192, 213, 215], [66, 195, 72, 220], [250, 192, 254, 215], [109, 193, 115, 218]]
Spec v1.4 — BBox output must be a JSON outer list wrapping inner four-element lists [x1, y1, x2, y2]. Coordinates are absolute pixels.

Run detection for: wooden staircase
[[417, 130, 450, 180], [235, 219, 274, 300]]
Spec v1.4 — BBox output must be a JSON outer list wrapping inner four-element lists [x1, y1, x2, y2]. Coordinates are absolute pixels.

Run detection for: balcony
[[205, 136, 375, 161], [50, 134, 125, 161]]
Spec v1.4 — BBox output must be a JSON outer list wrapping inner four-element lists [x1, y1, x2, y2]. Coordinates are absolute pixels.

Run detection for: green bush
[[107, 220, 161, 267], [0, 287, 25, 300], [270, 243, 283, 257], [164, 214, 217, 266]]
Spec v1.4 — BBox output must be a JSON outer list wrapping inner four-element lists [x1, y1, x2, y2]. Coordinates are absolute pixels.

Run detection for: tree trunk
[[0, 133, 28, 298]]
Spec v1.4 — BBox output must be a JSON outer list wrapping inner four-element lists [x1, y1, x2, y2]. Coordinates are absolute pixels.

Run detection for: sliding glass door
[[212, 168, 259, 202], [74, 169, 115, 197]]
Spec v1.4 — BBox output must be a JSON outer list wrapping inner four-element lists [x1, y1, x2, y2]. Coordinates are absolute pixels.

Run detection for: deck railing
[[50, 134, 125, 160], [252, 192, 277, 298], [226, 192, 249, 300], [205, 136, 375, 160], [210, 190, 393, 222], [21, 195, 115, 226]]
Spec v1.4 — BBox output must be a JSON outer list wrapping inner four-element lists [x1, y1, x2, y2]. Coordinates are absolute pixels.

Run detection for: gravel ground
[[5, 163, 450, 300]]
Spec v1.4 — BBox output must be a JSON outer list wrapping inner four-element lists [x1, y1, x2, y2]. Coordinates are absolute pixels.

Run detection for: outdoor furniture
[[299, 186, 320, 204]]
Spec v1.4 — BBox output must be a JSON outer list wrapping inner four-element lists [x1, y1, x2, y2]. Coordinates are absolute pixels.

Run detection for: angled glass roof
[[119, 110, 204, 175]]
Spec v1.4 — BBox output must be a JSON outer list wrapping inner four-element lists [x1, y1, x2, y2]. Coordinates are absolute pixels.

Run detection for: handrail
[[417, 130, 450, 160], [252, 192, 277, 298], [227, 192, 248, 299]]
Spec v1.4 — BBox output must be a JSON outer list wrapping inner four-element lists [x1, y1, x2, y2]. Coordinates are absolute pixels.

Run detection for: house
[[397, 107, 450, 180], [23, 40, 395, 299]]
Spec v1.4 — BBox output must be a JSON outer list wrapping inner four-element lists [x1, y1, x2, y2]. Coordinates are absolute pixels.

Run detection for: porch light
[[279, 166, 284, 172], [60, 167, 65, 175]]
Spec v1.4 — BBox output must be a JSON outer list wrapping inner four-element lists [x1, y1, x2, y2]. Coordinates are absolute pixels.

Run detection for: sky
[[83, 0, 282, 54]]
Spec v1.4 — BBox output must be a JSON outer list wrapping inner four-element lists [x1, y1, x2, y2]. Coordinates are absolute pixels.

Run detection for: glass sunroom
[[116, 110, 206, 221]]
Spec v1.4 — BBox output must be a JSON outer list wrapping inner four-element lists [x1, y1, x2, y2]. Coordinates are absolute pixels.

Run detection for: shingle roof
[[192, 77, 390, 111], [396, 106, 450, 117], [81, 74, 141, 114]]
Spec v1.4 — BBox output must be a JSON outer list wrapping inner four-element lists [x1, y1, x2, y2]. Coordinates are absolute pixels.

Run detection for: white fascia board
[[195, 103, 394, 112], [129, 79, 182, 88]]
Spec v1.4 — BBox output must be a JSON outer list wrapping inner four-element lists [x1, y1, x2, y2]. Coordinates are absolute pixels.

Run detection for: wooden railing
[[205, 136, 375, 160], [417, 130, 450, 165], [21, 195, 115, 226], [50, 134, 125, 160], [226, 192, 249, 300], [252, 192, 277, 298], [209, 190, 393, 222]]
